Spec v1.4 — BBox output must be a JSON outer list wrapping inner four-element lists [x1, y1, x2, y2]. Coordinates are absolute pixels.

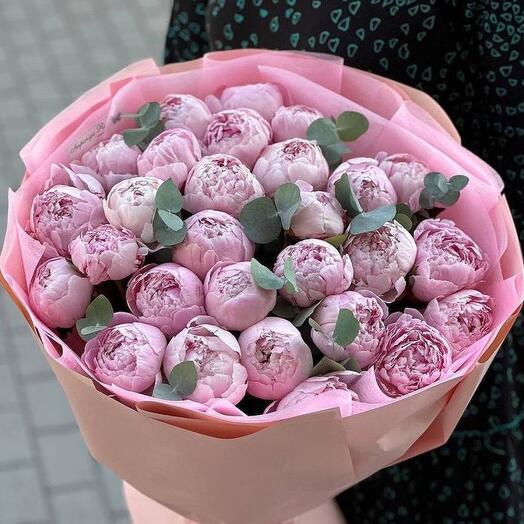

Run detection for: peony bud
[[163, 321, 247, 405], [289, 182, 345, 240], [30, 185, 106, 256], [374, 310, 452, 397], [274, 239, 353, 308], [126, 263, 206, 337], [343, 221, 417, 302], [377, 152, 429, 212], [137, 128, 202, 187], [209, 83, 284, 122], [411, 218, 488, 302], [238, 317, 313, 400], [172, 210, 254, 280], [311, 291, 388, 368], [82, 321, 166, 392], [29, 257, 93, 329], [424, 289, 494, 358], [47, 163, 105, 197], [253, 138, 329, 196], [203, 109, 272, 169], [327, 157, 397, 212], [271, 105, 323, 142], [183, 154, 265, 219], [160, 93, 212, 139], [69, 224, 147, 285], [103, 176, 161, 244], [204, 261, 277, 331]]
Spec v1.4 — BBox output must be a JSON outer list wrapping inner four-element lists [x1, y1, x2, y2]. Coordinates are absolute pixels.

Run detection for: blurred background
[[0, 1, 172, 522]]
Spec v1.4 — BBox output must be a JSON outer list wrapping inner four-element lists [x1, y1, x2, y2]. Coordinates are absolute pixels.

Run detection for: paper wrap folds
[[1, 50, 523, 524]]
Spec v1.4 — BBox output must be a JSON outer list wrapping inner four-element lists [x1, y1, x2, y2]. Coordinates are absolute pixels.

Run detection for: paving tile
[[98, 465, 128, 514], [0, 409, 33, 465], [26, 378, 76, 428], [52, 488, 110, 524], [0, 467, 49, 523], [0, 362, 19, 409]]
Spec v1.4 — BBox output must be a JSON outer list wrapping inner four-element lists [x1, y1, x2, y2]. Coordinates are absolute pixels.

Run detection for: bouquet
[[1, 49, 522, 524]]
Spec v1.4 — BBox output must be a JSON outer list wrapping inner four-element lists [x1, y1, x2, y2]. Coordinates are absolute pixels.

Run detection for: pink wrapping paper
[[1, 50, 523, 524]]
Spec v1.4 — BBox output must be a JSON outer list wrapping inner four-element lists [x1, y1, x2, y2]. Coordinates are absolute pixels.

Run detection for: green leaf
[[308, 318, 324, 333], [395, 203, 413, 217], [437, 189, 460, 206], [449, 174, 469, 191], [332, 309, 360, 347], [142, 120, 166, 148], [168, 361, 198, 398], [306, 117, 339, 146], [341, 357, 361, 373], [153, 211, 187, 246], [75, 319, 104, 341], [137, 102, 161, 128], [325, 232, 349, 248], [292, 301, 321, 327], [272, 297, 298, 319], [335, 111, 369, 142], [155, 178, 183, 213], [239, 197, 282, 244], [395, 213, 413, 231], [418, 189, 435, 210], [335, 173, 363, 217], [310, 356, 346, 377], [158, 209, 184, 231], [122, 127, 149, 147], [75, 295, 113, 341], [153, 383, 182, 401], [424, 172, 449, 196], [274, 183, 301, 230], [283, 257, 299, 294], [349, 204, 397, 235], [250, 258, 284, 290], [321, 142, 350, 167]]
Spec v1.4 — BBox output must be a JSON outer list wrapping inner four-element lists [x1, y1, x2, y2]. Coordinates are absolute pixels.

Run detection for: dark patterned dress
[[165, 1, 524, 522]]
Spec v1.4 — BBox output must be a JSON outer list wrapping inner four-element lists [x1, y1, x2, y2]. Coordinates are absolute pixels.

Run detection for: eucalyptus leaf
[[437, 189, 460, 206], [335, 173, 363, 217], [449, 174, 469, 191], [332, 309, 360, 347], [292, 301, 321, 327], [335, 111, 369, 142], [158, 209, 184, 231], [283, 257, 299, 294], [325, 232, 349, 248], [321, 142, 350, 166], [75, 318, 104, 341], [395, 203, 413, 217], [349, 204, 396, 235], [274, 183, 301, 230], [308, 318, 324, 333], [310, 356, 346, 377], [155, 179, 183, 213], [418, 189, 435, 210], [251, 258, 284, 290], [141, 120, 165, 147], [75, 295, 113, 341], [153, 383, 182, 401], [272, 298, 298, 319], [306, 117, 339, 146], [153, 211, 187, 246], [168, 361, 198, 398], [424, 172, 449, 196], [395, 213, 413, 231], [239, 197, 282, 244], [122, 127, 149, 147], [341, 357, 362, 373], [137, 102, 161, 128]]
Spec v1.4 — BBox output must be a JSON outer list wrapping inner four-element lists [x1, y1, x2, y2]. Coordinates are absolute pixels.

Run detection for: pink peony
[[411, 218, 488, 302], [377, 152, 429, 212], [183, 154, 265, 219], [137, 128, 202, 187], [163, 320, 248, 405], [172, 210, 254, 280], [209, 83, 284, 121], [80, 134, 140, 189], [273, 239, 353, 308], [238, 317, 313, 400], [424, 289, 494, 358], [374, 310, 452, 397], [311, 291, 388, 368], [327, 157, 397, 212], [343, 221, 417, 302], [204, 261, 277, 331], [82, 321, 166, 392], [289, 182, 345, 240], [69, 224, 147, 285], [126, 263, 206, 337], [203, 109, 272, 169], [30, 185, 106, 256], [160, 93, 212, 139], [253, 138, 329, 196], [103, 176, 162, 244], [271, 105, 323, 142], [29, 257, 93, 329], [47, 163, 105, 197]]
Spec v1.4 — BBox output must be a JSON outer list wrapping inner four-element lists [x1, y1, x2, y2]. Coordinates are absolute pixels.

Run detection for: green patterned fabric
[[165, 1, 524, 521]]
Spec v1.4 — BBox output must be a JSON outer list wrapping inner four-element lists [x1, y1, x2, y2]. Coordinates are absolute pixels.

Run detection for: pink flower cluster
[[26, 83, 494, 416]]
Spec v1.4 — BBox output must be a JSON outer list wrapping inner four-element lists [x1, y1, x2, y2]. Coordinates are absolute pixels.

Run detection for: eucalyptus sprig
[[153, 361, 198, 401], [153, 179, 187, 246], [310, 355, 362, 377], [419, 172, 469, 210], [251, 257, 298, 294], [309, 308, 360, 347], [239, 183, 301, 244], [307, 111, 369, 168], [76, 295, 113, 341], [121, 102, 165, 151]]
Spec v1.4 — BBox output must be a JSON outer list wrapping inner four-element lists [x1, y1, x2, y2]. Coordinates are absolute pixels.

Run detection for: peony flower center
[[205, 114, 245, 144], [81, 225, 135, 254], [196, 217, 234, 238], [216, 269, 251, 297], [253, 330, 298, 379], [34, 192, 74, 222], [288, 244, 336, 277], [282, 140, 313, 159], [134, 272, 182, 314]]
